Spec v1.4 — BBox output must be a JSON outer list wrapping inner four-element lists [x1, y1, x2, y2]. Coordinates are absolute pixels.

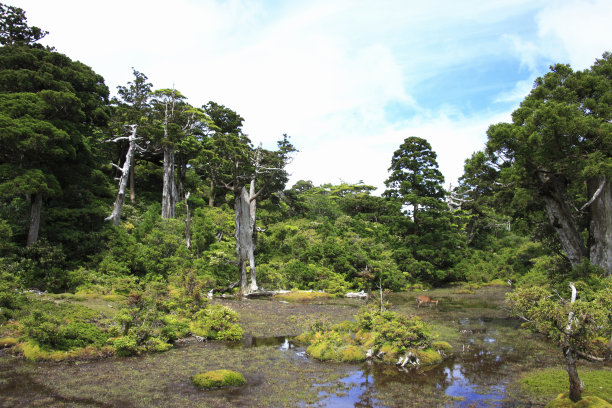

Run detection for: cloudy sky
[[11, 0, 612, 191]]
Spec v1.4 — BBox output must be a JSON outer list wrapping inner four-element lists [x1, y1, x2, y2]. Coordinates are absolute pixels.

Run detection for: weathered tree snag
[[234, 186, 253, 295], [106, 125, 138, 227], [26, 192, 42, 247], [161, 145, 175, 219], [185, 192, 191, 250], [129, 160, 135, 203], [538, 172, 588, 266], [247, 177, 259, 293], [586, 178, 611, 275]]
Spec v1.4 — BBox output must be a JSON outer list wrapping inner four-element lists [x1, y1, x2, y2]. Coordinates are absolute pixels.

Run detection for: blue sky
[[12, 0, 612, 191]]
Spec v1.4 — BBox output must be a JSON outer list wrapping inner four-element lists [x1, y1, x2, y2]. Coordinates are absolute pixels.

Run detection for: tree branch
[[576, 350, 605, 362], [580, 179, 606, 211]]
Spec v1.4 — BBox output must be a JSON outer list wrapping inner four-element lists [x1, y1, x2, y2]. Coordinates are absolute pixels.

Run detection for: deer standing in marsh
[[416, 295, 438, 308]]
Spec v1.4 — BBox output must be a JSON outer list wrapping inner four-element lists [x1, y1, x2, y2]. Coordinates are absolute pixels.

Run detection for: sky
[[10, 0, 612, 192]]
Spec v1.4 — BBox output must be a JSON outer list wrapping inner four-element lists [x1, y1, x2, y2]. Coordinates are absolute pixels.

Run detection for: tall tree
[[208, 126, 295, 295], [105, 69, 153, 226], [0, 3, 47, 46], [384, 137, 463, 283], [384, 137, 446, 221], [487, 53, 612, 274], [0, 37, 109, 248], [149, 89, 206, 219]]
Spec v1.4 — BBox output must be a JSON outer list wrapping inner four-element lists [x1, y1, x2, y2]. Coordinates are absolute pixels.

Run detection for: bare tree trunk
[[161, 145, 175, 219], [106, 126, 137, 227], [185, 192, 191, 250], [587, 178, 611, 275], [234, 186, 252, 296], [26, 192, 42, 247], [538, 172, 588, 266], [129, 160, 135, 203], [248, 178, 258, 293]]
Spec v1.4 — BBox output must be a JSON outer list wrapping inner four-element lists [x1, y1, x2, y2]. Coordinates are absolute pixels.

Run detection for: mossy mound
[[431, 341, 452, 352], [302, 307, 451, 367], [307, 342, 367, 362], [545, 392, 612, 408], [191, 369, 246, 389], [0, 337, 18, 348], [416, 348, 444, 365], [275, 291, 333, 302]]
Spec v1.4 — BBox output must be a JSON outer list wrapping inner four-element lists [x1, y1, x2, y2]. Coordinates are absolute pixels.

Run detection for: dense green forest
[[0, 4, 610, 404]]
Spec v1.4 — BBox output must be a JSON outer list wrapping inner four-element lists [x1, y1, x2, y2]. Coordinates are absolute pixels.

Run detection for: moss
[[431, 340, 452, 352], [275, 291, 333, 302], [416, 348, 443, 365], [294, 332, 314, 345], [519, 368, 612, 403], [355, 330, 376, 348], [307, 342, 336, 361], [0, 337, 18, 348], [339, 345, 367, 362], [545, 392, 612, 408], [191, 369, 246, 389], [486, 278, 508, 286], [17, 341, 111, 361]]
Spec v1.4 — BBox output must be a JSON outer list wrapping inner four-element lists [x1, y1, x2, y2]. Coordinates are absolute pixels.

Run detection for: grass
[[517, 367, 612, 404]]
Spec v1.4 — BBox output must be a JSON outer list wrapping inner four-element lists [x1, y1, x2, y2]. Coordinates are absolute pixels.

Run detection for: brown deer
[[416, 295, 438, 308]]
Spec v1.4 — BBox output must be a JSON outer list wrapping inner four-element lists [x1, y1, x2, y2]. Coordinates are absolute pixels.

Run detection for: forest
[[0, 3, 611, 407]]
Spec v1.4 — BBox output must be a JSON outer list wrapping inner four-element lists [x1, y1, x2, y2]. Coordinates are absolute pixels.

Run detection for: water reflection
[[316, 317, 523, 407]]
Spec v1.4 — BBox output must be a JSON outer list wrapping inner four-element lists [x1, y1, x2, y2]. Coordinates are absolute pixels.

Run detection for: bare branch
[[110, 163, 124, 172], [576, 350, 606, 362], [580, 179, 606, 211]]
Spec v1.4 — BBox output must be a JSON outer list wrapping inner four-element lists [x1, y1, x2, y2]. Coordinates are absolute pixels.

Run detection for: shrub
[[190, 305, 243, 341], [191, 370, 246, 388], [111, 335, 140, 357]]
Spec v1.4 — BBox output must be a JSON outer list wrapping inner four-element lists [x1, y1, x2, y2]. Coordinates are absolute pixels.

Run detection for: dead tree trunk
[[586, 178, 611, 275], [161, 145, 175, 219], [247, 177, 258, 293], [185, 192, 191, 250], [105, 125, 138, 227], [234, 186, 253, 295], [129, 160, 135, 203], [538, 172, 588, 266], [26, 192, 42, 247]]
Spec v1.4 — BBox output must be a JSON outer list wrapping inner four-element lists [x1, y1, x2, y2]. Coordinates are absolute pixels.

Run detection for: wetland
[[1, 286, 610, 407]]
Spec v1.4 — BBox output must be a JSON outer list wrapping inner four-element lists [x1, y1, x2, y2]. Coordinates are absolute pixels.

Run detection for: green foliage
[[0, 3, 48, 46], [22, 306, 108, 351], [302, 306, 444, 366], [506, 278, 611, 360], [190, 304, 243, 341], [191, 369, 246, 389]]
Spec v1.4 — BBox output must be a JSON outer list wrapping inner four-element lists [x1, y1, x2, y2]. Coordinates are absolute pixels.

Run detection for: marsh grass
[[0, 285, 575, 407], [515, 367, 612, 405]]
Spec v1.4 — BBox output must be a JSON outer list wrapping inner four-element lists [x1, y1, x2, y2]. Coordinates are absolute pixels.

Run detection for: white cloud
[[9, 0, 612, 196]]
